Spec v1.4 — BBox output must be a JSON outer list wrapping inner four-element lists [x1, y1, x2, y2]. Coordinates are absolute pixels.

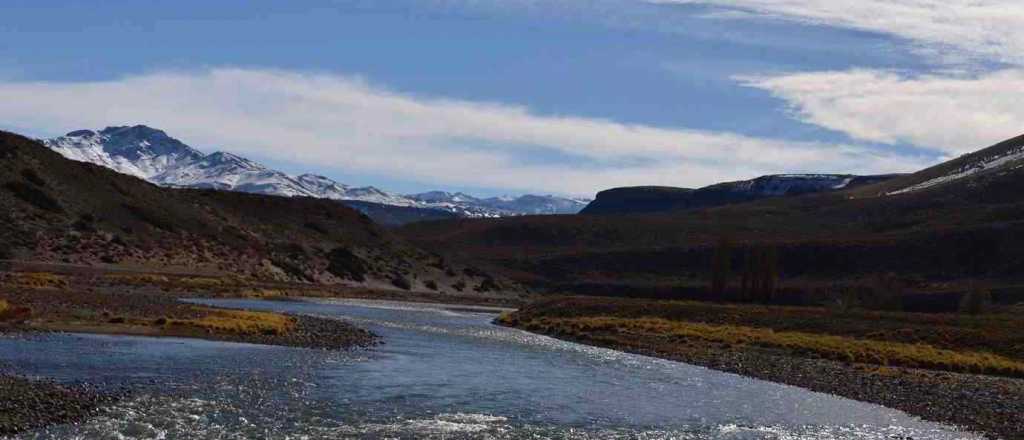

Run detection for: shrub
[[710, 236, 732, 298], [326, 247, 368, 282], [424, 280, 439, 290], [20, 168, 46, 187], [959, 288, 993, 315], [120, 203, 175, 231], [303, 221, 329, 235], [391, 275, 412, 290], [475, 277, 499, 293], [4, 181, 63, 212], [452, 280, 467, 292], [863, 274, 904, 311]]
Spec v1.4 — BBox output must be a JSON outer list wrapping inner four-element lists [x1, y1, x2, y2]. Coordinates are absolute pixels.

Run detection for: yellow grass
[[2, 272, 69, 289], [171, 309, 295, 336], [525, 316, 1024, 377], [105, 273, 171, 284], [241, 289, 288, 299], [0, 300, 8, 315]]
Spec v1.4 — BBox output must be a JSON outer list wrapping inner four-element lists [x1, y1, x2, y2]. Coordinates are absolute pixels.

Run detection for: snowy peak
[[45, 125, 204, 179], [44, 125, 588, 220], [408, 191, 482, 204]]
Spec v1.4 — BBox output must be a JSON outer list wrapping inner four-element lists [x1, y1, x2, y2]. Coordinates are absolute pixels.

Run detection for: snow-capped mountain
[[406, 191, 589, 217], [43, 125, 588, 219]]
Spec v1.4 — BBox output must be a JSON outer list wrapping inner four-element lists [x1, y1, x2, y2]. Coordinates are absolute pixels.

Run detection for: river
[[0, 298, 976, 439]]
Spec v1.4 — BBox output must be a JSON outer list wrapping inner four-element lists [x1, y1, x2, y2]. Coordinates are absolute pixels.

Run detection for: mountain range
[[43, 125, 589, 223], [400, 131, 1024, 306]]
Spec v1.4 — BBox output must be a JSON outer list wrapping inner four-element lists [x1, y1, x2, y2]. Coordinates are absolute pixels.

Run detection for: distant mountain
[[581, 174, 900, 215], [406, 191, 590, 217], [42, 125, 589, 222]]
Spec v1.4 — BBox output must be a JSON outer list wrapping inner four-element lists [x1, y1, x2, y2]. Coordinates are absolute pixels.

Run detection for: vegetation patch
[[326, 247, 368, 282], [2, 272, 69, 290], [104, 273, 171, 284], [509, 315, 1024, 377], [4, 181, 62, 213], [171, 308, 295, 336]]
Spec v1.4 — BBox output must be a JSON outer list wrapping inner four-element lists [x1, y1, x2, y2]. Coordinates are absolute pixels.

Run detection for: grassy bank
[[0, 269, 377, 349], [504, 315, 1024, 377], [499, 297, 1024, 439]]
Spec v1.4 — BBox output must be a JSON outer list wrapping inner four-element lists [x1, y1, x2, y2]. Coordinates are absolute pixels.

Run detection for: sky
[[0, 0, 1021, 197]]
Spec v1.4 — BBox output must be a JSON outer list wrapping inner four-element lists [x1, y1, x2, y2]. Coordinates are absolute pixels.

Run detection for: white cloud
[[644, 1, 1024, 155], [0, 68, 926, 195], [652, 0, 1024, 65], [741, 69, 1024, 155]]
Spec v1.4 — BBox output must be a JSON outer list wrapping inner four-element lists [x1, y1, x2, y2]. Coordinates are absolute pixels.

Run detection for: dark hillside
[[582, 174, 900, 215], [400, 133, 1024, 302], [0, 130, 446, 286]]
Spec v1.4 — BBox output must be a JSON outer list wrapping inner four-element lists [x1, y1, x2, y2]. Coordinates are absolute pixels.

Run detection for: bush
[[4, 181, 63, 212], [452, 280, 467, 292], [424, 280, 439, 290], [121, 203, 175, 231], [475, 277, 499, 293], [391, 275, 412, 290], [20, 168, 46, 187], [863, 274, 904, 311], [326, 247, 368, 282], [959, 288, 993, 315]]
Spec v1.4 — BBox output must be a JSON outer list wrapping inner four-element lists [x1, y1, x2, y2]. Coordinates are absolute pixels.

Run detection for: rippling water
[[0, 298, 978, 439]]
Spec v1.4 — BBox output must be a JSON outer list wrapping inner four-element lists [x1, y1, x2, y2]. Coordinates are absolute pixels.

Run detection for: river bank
[[0, 373, 124, 435], [498, 297, 1024, 439], [0, 269, 387, 435]]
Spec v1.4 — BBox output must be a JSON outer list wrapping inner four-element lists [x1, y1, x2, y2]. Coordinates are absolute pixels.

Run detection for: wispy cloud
[[652, 0, 1024, 65], [655, 1, 1024, 154], [741, 69, 1024, 155], [0, 68, 924, 195]]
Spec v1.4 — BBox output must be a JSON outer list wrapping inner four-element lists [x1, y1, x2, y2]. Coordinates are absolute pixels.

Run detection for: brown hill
[[0, 130, 469, 289], [399, 133, 1024, 305]]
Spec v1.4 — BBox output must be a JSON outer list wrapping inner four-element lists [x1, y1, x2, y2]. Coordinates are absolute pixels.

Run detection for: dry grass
[[104, 273, 171, 284], [514, 315, 1024, 377], [169, 308, 295, 336], [241, 289, 289, 299], [1, 272, 69, 290], [0, 300, 7, 315]]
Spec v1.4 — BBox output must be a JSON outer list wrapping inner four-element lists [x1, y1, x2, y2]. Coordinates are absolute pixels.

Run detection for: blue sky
[[1, 1, 1021, 197]]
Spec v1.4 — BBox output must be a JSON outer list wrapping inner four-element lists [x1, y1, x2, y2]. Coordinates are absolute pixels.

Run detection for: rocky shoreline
[[501, 323, 1023, 439], [0, 374, 125, 436]]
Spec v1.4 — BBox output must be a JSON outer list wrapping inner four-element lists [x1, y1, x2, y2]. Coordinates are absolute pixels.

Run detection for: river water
[[0, 298, 976, 439]]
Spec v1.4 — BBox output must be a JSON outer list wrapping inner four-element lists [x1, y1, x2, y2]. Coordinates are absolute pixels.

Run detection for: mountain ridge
[[581, 173, 901, 215], [43, 125, 589, 221]]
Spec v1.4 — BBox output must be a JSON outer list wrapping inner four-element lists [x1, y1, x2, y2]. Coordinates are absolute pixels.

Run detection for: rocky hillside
[[1, 130, 508, 293]]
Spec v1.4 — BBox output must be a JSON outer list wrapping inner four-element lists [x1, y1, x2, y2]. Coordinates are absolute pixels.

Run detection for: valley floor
[[498, 297, 1024, 440]]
